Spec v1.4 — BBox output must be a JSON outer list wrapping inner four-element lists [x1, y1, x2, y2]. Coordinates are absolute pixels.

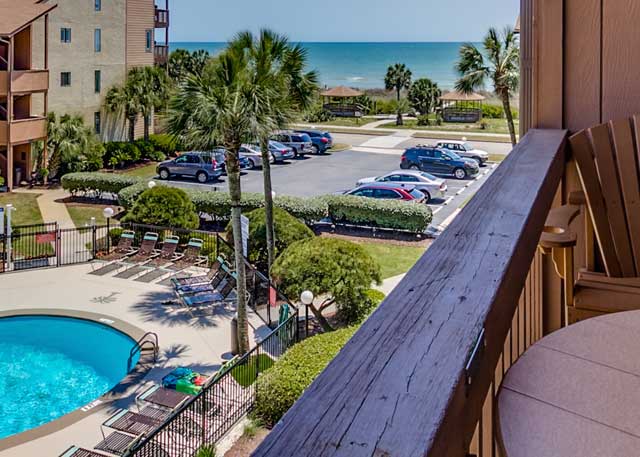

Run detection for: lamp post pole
[[103, 207, 115, 252], [5, 204, 15, 271], [300, 290, 314, 339]]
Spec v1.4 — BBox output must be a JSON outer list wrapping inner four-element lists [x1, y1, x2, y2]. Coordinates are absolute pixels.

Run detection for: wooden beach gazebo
[[320, 86, 364, 118], [439, 91, 486, 123]]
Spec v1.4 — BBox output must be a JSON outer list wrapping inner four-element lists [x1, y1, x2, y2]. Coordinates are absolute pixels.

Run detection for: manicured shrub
[[416, 114, 431, 126], [117, 181, 151, 208], [272, 237, 381, 330], [149, 133, 183, 157], [225, 207, 314, 271], [122, 186, 199, 229], [273, 195, 328, 225], [104, 142, 142, 168], [323, 195, 432, 233], [254, 327, 357, 426], [61, 172, 141, 199]]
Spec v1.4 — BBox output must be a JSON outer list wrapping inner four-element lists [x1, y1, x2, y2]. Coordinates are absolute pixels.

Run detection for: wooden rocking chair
[[541, 115, 640, 324]]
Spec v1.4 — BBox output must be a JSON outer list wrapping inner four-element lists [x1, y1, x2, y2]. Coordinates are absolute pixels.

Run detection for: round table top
[[498, 310, 640, 457]]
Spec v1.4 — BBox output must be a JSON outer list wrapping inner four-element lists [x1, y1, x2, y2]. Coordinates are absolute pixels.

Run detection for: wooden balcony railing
[[253, 128, 569, 457], [0, 70, 49, 96], [154, 44, 168, 65], [0, 117, 47, 145], [155, 7, 169, 28]]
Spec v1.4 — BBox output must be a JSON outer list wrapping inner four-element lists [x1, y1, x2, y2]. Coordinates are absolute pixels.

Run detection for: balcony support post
[[6, 36, 12, 190]]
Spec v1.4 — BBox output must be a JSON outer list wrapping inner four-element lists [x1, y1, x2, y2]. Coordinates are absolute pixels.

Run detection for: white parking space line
[[351, 146, 405, 155], [431, 206, 443, 215], [443, 196, 455, 206], [456, 188, 466, 196]]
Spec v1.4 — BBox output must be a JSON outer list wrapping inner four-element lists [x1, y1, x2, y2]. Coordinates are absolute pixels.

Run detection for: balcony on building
[[155, 6, 169, 29], [251, 2, 640, 457], [0, 0, 55, 189], [154, 43, 169, 65]]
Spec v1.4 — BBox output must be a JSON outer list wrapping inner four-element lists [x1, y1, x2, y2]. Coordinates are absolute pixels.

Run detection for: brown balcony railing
[[0, 70, 49, 96], [0, 117, 47, 144], [155, 7, 169, 28], [154, 44, 168, 65], [252, 128, 569, 457]]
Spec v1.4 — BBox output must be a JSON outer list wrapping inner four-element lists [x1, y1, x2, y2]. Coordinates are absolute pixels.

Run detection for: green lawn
[[379, 118, 518, 135], [0, 193, 44, 226], [357, 241, 427, 279], [230, 354, 275, 387], [66, 204, 112, 228], [119, 163, 158, 179]]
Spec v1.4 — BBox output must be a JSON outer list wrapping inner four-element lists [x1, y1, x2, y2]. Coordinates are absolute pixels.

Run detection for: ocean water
[[171, 42, 476, 90]]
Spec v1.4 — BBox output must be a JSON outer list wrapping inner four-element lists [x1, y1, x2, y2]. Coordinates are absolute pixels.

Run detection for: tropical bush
[[122, 186, 199, 229], [254, 327, 357, 426], [303, 106, 334, 123], [408, 77, 441, 115], [416, 114, 431, 126], [62, 172, 141, 199], [323, 195, 432, 233], [225, 207, 314, 271], [272, 237, 381, 330], [149, 134, 183, 157], [104, 142, 142, 169]]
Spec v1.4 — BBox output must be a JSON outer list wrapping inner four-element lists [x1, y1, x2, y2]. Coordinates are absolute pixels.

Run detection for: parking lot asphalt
[[163, 133, 509, 227]]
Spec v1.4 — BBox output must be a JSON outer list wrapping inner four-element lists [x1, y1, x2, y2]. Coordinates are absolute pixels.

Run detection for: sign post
[[240, 214, 249, 257]]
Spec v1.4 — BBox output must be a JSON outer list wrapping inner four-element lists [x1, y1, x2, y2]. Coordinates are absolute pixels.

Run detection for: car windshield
[[444, 151, 461, 160], [462, 142, 474, 151], [420, 172, 437, 180], [409, 189, 424, 200]]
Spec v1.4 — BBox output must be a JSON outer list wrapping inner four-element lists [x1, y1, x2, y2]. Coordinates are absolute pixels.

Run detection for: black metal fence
[[124, 309, 300, 457]]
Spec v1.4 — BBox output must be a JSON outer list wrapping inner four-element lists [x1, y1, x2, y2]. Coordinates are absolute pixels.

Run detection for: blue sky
[[170, 0, 520, 42]]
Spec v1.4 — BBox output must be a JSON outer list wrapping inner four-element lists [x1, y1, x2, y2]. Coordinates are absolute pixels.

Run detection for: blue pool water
[[0, 316, 140, 440]]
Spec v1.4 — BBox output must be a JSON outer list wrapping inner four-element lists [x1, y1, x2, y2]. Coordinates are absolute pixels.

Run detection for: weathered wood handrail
[[253, 129, 568, 457]]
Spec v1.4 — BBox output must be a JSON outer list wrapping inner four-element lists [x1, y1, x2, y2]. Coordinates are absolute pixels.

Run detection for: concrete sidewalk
[[14, 188, 76, 228]]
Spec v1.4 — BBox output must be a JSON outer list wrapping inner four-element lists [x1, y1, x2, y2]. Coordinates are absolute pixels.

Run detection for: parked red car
[[343, 183, 426, 203]]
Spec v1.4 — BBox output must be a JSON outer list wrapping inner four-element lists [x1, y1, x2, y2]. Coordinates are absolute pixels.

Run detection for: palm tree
[[104, 78, 141, 142], [129, 67, 170, 140], [168, 52, 272, 354], [227, 30, 318, 277], [408, 78, 442, 116], [45, 112, 94, 178], [455, 27, 520, 145], [384, 63, 412, 125]]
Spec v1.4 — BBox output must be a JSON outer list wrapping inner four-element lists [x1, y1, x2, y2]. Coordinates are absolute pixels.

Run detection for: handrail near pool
[[128, 332, 159, 371]]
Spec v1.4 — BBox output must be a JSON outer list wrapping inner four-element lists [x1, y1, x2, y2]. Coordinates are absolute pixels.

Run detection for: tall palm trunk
[[227, 145, 250, 354], [143, 114, 151, 141], [260, 136, 276, 278], [501, 90, 517, 146], [396, 88, 403, 126], [128, 114, 136, 142]]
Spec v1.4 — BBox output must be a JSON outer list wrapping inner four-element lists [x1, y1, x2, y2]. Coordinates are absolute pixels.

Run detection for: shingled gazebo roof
[[320, 86, 364, 98], [439, 91, 486, 102]]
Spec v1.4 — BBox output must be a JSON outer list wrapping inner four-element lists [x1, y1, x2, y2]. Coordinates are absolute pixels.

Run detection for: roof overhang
[[0, 1, 57, 38]]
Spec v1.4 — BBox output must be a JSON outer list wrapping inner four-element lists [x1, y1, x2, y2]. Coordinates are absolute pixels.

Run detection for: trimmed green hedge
[[254, 327, 357, 426], [274, 195, 328, 225], [118, 181, 155, 208], [62, 172, 142, 198], [323, 195, 432, 232]]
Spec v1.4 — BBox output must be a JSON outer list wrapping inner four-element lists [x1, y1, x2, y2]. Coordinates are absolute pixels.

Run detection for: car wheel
[[158, 168, 170, 180], [409, 164, 420, 170], [312, 144, 320, 154], [196, 171, 208, 183], [421, 191, 432, 204], [472, 156, 483, 166], [248, 159, 257, 170], [454, 168, 467, 180], [292, 148, 299, 158]]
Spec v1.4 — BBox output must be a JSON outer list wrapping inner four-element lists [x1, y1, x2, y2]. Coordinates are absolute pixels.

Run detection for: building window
[[94, 112, 101, 134], [60, 72, 71, 87], [145, 30, 152, 52], [94, 70, 101, 93], [95, 0, 101, 11], [94, 29, 101, 52], [60, 28, 71, 43]]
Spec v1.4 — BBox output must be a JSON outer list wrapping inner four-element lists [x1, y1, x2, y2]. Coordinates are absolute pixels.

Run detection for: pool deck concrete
[[0, 263, 268, 457]]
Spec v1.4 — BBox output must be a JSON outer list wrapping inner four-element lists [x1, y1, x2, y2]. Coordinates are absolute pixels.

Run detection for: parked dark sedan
[[293, 129, 334, 154], [400, 146, 480, 179]]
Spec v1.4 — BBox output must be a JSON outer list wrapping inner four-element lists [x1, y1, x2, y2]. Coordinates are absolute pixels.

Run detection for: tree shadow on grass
[[130, 290, 235, 329]]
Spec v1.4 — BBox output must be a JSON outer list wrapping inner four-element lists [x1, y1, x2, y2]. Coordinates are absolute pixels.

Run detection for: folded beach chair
[[177, 268, 235, 295], [168, 238, 207, 270], [101, 407, 167, 438], [171, 258, 223, 288], [95, 230, 137, 262]]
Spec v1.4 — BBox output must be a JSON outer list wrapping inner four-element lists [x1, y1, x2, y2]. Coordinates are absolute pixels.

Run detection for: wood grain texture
[[252, 130, 567, 457], [602, 0, 640, 122], [570, 130, 622, 277], [563, 0, 601, 131], [589, 124, 635, 276], [609, 119, 640, 273], [534, 0, 563, 128]]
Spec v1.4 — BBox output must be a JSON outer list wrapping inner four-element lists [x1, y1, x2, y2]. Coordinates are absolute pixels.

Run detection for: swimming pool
[[0, 315, 140, 440]]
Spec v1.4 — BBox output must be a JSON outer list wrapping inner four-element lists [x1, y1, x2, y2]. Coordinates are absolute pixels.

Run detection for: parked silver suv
[[157, 151, 224, 183], [271, 132, 314, 157]]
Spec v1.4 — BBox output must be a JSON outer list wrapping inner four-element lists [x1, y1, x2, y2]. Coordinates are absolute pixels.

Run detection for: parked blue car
[[293, 129, 333, 154]]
